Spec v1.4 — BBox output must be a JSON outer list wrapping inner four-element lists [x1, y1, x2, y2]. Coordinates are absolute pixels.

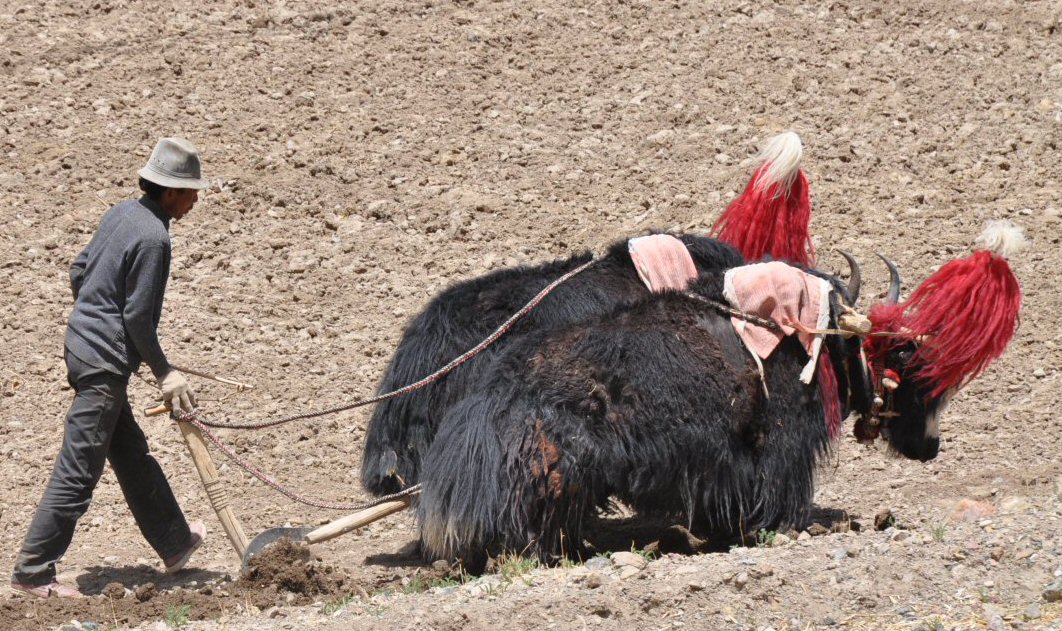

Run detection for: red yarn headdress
[[867, 221, 1024, 398], [711, 132, 815, 267]]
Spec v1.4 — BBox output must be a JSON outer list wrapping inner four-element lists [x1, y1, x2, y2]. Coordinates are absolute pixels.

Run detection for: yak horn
[[876, 254, 902, 304], [836, 249, 862, 305]]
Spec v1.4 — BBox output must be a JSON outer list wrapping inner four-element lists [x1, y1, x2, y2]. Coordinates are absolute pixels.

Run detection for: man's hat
[[138, 137, 210, 190]]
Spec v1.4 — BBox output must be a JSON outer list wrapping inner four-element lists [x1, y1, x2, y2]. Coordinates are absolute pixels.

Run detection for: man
[[11, 138, 211, 598]]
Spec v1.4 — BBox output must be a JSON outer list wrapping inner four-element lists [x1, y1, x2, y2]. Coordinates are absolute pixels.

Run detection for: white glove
[[161, 370, 197, 413]]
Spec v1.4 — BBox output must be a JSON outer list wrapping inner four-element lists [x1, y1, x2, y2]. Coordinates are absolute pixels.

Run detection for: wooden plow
[[145, 402, 414, 567]]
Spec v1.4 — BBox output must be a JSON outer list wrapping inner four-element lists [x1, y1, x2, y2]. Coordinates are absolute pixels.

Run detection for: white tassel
[[754, 131, 804, 192], [975, 219, 1027, 258]]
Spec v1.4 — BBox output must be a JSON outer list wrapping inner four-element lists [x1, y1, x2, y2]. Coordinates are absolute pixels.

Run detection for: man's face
[[161, 188, 199, 222]]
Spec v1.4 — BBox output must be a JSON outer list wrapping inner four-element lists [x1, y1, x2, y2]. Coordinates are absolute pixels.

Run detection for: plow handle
[[176, 419, 250, 560]]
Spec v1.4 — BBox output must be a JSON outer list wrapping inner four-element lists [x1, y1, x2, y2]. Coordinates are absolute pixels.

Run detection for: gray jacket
[[65, 197, 173, 378]]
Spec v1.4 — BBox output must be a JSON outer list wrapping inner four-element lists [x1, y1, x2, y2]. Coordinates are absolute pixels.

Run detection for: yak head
[[855, 226, 1023, 461]]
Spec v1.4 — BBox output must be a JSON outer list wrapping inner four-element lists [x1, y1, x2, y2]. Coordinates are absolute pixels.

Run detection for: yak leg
[[418, 396, 597, 570], [417, 396, 506, 571]]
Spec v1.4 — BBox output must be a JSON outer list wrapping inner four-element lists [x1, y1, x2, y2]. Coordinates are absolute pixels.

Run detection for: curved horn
[[836, 249, 862, 305], [876, 253, 902, 304]]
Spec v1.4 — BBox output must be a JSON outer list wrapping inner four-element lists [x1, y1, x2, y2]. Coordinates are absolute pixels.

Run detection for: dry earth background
[[1, 0, 1061, 629]]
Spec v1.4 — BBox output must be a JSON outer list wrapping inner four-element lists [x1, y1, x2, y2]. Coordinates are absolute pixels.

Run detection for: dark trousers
[[11, 351, 191, 585]]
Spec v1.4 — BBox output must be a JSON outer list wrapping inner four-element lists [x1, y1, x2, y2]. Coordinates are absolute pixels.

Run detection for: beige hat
[[138, 137, 210, 190]]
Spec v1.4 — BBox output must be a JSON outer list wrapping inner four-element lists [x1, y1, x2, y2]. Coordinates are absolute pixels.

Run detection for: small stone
[[733, 572, 749, 589], [1043, 577, 1062, 602], [890, 530, 912, 542], [432, 559, 452, 573], [771, 533, 792, 547], [618, 566, 642, 580], [584, 572, 604, 589], [797, 531, 811, 542], [990, 546, 1006, 561], [584, 556, 610, 571], [1023, 603, 1042, 620], [611, 551, 648, 570], [948, 499, 995, 524], [829, 548, 848, 562]]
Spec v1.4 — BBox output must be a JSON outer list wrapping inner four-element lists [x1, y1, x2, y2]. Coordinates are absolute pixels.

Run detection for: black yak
[[415, 266, 866, 570], [413, 222, 1023, 569], [361, 235, 746, 495]]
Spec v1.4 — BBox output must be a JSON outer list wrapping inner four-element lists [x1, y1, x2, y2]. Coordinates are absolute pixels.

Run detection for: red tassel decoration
[[711, 132, 815, 267], [817, 351, 841, 439], [867, 222, 1024, 398]]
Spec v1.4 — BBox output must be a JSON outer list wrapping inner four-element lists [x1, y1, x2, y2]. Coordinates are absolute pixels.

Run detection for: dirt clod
[[102, 581, 125, 600], [133, 582, 156, 603], [239, 539, 350, 597]]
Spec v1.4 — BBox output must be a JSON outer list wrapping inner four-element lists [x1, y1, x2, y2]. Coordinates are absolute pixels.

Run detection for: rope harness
[[170, 257, 874, 509]]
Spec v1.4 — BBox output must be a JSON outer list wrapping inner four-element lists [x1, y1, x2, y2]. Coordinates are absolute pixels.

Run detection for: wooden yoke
[[147, 404, 249, 560]]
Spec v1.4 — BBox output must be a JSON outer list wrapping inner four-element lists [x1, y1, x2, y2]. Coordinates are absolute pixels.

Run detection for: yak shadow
[[75, 565, 228, 596], [360, 504, 860, 571], [362, 539, 431, 569], [585, 503, 860, 558]]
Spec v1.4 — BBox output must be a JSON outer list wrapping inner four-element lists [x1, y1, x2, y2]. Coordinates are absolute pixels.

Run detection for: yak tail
[[418, 395, 506, 564]]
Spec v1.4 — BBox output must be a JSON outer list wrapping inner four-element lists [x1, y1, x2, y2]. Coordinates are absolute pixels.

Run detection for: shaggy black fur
[[361, 234, 745, 495], [416, 272, 845, 569]]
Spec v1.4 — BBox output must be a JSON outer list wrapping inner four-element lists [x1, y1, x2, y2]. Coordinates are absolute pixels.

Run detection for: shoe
[[163, 521, 206, 573], [11, 581, 83, 598]]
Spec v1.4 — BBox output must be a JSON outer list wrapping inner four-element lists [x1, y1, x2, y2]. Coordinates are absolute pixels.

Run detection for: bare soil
[[1, 0, 1061, 629]]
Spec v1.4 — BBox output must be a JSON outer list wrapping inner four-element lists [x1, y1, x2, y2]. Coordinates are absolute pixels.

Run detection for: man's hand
[[161, 370, 197, 413]]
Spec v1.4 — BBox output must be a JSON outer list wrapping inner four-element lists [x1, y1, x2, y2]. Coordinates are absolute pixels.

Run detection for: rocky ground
[[1, 0, 1061, 629]]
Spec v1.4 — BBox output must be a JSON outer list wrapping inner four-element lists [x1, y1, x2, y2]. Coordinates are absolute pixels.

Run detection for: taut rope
[[196, 258, 599, 430], [163, 258, 600, 509]]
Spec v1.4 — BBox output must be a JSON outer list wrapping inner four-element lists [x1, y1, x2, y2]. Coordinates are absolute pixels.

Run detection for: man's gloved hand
[[161, 370, 197, 413]]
